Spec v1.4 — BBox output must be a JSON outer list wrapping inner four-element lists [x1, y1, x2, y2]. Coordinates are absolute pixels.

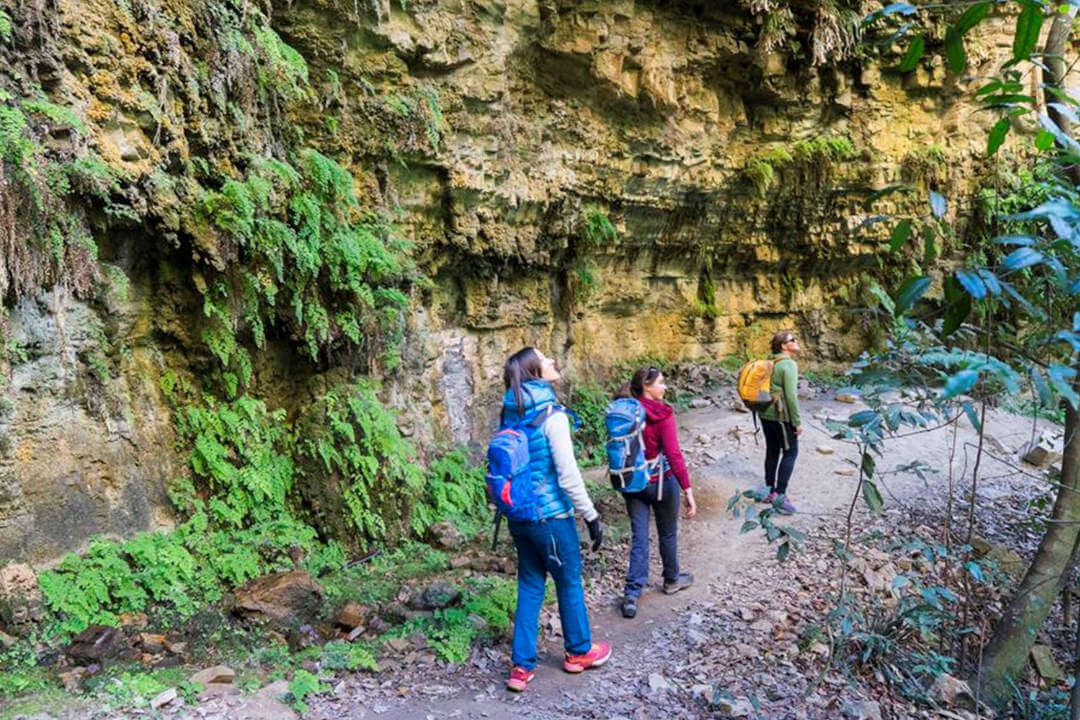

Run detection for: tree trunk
[[979, 382, 1080, 701], [977, 11, 1080, 701]]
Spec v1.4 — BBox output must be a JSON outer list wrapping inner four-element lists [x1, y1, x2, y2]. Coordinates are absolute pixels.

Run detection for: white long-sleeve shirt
[[542, 411, 599, 522]]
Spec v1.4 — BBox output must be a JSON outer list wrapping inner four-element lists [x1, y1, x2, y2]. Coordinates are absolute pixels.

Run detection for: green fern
[[21, 99, 87, 134], [581, 206, 617, 247]]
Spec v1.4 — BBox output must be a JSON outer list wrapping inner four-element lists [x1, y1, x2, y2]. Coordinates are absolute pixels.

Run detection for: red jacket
[[639, 397, 691, 490]]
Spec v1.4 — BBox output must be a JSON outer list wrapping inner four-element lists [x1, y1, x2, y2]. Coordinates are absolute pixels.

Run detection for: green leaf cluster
[[194, 150, 411, 381], [743, 136, 857, 196]]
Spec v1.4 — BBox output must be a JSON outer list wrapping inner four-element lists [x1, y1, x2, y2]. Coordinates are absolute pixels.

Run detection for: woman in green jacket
[[758, 330, 802, 514]]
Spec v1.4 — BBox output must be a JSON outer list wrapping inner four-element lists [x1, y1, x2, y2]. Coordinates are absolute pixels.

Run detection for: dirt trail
[[309, 395, 1051, 720]]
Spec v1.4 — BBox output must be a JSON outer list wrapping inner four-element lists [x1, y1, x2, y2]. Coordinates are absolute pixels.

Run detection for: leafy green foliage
[[195, 151, 412, 378], [175, 395, 294, 527], [322, 542, 449, 607], [252, 25, 309, 99], [581, 206, 618, 248], [294, 381, 424, 544], [287, 669, 326, 713], [729, 496, 807, 561], [567, 381, 616, 467], [898, 35, 924, 71], [462, 576, 517, 636], [411, 447, 489, 538], [37, 393, 346, 636], [99, 670, 175, 709], [320, 640, 380, 672], [0, 90, 102, 300], [744, 137, 856, 195], [379, 576, 518, 664], [0, 664, 55, 698]]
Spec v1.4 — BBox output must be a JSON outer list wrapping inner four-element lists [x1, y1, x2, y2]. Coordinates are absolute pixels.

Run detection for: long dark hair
[[615, 365, 662, 399], [503, 347, 545, 414]]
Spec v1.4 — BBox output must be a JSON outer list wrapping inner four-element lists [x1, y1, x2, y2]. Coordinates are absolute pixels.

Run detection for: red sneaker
[[563, 641, 612, 673], [506, 666, 534, 692], [764, 491, 779, 505]]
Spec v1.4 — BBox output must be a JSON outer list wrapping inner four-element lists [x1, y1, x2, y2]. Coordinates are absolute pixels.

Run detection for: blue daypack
[[485, 405, 558, 523], [605, 397, 650, 494]]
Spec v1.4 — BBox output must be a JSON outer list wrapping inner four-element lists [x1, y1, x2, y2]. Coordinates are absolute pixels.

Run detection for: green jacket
[[759, 354, 800, 427]]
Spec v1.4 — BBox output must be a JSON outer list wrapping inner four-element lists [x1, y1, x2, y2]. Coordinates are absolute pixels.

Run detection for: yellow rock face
[[0, 0, 1030, 560]]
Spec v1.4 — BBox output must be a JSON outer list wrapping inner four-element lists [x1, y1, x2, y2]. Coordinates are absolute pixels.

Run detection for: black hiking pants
[[762, 419, 798, 495]]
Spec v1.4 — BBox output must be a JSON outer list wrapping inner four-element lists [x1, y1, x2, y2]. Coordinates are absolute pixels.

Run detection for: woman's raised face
[[535, 350, 561, 382], [643, 372, 666, 400]]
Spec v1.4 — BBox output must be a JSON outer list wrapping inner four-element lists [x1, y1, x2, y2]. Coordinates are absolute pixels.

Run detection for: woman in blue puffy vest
[[501, 347, 612, 693]]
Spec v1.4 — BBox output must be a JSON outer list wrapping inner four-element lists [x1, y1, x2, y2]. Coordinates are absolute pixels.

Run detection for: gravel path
[[288, 394, 1055, 720]]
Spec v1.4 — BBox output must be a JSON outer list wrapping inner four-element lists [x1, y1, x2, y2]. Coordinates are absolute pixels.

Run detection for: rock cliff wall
[[0, 0, 1019, 561]]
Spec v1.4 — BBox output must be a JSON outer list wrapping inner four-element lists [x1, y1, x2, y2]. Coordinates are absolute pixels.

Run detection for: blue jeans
[[623, 475, 680, 598], [508, 516, 592, 669]]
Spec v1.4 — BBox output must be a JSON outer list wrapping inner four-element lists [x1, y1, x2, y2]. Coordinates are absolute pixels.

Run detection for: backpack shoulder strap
[[525, 403, 577, 429]]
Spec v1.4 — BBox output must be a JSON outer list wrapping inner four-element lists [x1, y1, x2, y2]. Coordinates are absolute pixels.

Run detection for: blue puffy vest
[[500, 380, 574, 521]]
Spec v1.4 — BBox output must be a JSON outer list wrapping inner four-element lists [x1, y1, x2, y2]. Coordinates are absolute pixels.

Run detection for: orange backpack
[[736, 359, 775, 413]]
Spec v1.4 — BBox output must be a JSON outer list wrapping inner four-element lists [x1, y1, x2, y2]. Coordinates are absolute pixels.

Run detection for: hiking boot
[[506, 666, 534, 692], [621, 596, 637, 619], [764, 491, 779, 505], [663, 572, 694, 595], [563, 642, 612, 673], [751, 485, 773, 502], [777, 497, 797, 515]]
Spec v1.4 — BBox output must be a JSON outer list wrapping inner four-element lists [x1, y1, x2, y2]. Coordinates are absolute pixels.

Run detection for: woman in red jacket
[[617, 366, 697, 619]]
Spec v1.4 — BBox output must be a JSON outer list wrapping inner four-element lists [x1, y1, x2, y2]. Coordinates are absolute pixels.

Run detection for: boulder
[[65, 625, 129, 664], [1031, 644, 1065, 682], [425, 521, 465, 550], [333, 602, 367, 630], [0, 563, 43, 627], [1021, 440, 1062, 468], [189, 664, 235, 686], [234, 570, 325, 622], [150, 687, 178, 709], [407, 581, 462, 611], [59, 667, 89, 692], [138, 633, 167, 652], [929, 673, 975, 709]]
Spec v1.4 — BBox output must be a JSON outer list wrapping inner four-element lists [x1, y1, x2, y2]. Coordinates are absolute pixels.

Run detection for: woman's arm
[[658, 415, 691, 491], [782, 361, 801, 428], [543, 411, 599, 521]]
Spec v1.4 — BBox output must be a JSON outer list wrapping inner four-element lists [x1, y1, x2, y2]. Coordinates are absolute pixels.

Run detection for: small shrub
[[294, 380, 424, 546], [320, 640, 379, 672], [412, 447, 488, 538], [581, 206, 617, 248], [286, 669, 326, 713]]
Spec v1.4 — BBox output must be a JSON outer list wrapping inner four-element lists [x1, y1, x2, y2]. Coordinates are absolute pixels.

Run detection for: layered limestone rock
[[276, 0, 1017, 444], [0, 0, 1025, 560]]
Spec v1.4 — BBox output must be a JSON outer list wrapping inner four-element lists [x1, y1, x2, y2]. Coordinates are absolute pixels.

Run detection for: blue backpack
[[605, 397, 650, 494], [485, 405, 560, 523]]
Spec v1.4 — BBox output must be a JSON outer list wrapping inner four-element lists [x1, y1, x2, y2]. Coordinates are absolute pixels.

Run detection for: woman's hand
[[683, 489, 697, 519]]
